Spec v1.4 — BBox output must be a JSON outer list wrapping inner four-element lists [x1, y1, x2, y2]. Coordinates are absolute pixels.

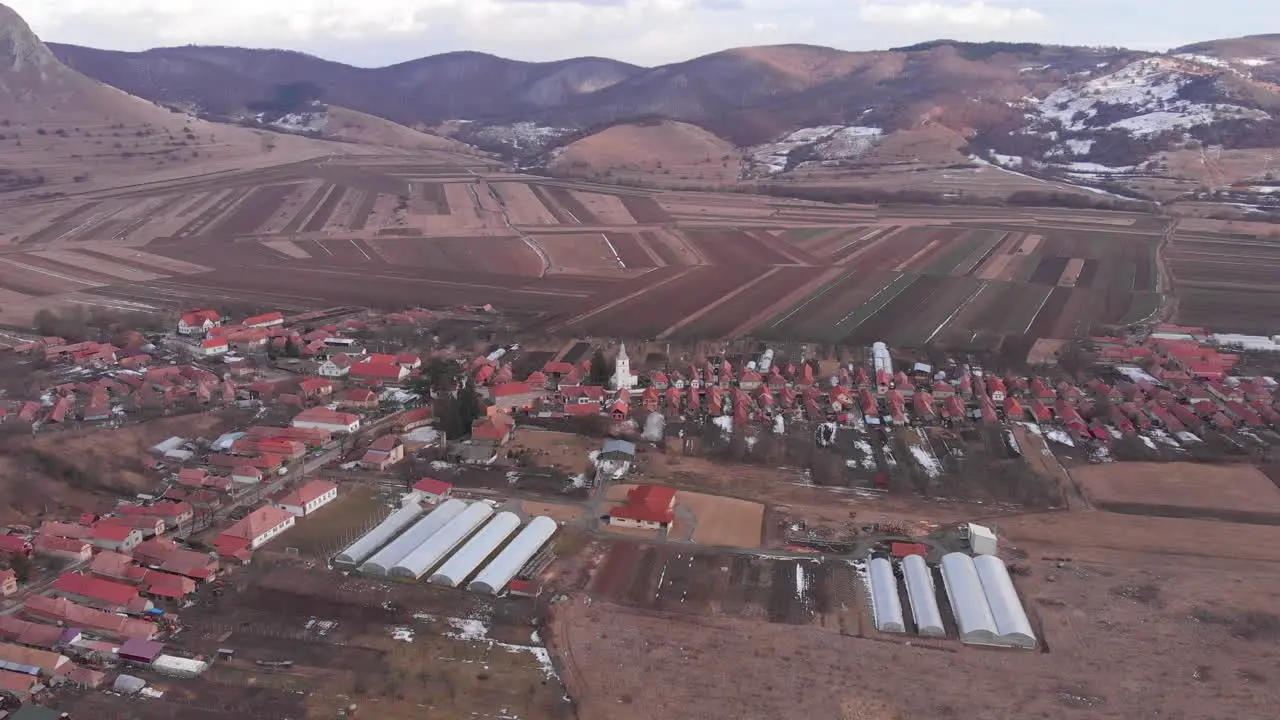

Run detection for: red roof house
[[607, 485, 677, 529]]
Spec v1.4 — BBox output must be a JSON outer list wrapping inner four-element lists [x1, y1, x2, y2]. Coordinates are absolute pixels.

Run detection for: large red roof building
[[607, 486, 678, 530]]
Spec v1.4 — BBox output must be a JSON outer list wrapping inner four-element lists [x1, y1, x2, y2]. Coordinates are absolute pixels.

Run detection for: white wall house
[[317, 358, 352, 378], [277, 481, 339, 517]]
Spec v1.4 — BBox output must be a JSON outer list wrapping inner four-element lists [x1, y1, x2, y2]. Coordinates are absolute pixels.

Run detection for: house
[[0, 535, 32, 558], [560, 385, 607, 405], [94, 515, 165, 539], [292, 407, 360, 434], [89, 550, 135, 583], [243, 312, 285, 329], [33, 536, 92, 563], [607, 485, 677, 530], [276, 480, 338, 517], [22, 596, 156, 640], [0, 617, 66, 651], [117, 502, 194, 530], [298, 377, 334, 399], [360, 435, 405, 470], [489, 382, 540, 410], [0, 570, 15, 597], [199, 337, 229, 356], [471, 414, 515, 445], [51, 573, 152, 615], [0, 641, 71, 676], [336, 388, 379, 410], [132, 539, 219, 582], [317, 354, 353, 378], [88, 525, 143, 553], [214, 505, 296, 558], [0, 669, 41, 699], [232, 466, 264, 485], [350, 361, 408, 383], [177, 309, 221, 336], [411, 478, 453, 504]]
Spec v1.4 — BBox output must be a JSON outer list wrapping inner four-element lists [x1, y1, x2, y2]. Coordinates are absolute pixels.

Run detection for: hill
[[549, 119, 740, 182], [0, 2, 354, 192]]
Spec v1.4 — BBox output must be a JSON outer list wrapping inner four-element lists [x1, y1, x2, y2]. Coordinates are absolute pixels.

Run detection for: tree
[[589, 348, 612, 386], [284, 339, 301, 358], [8, 555, 31, 583], [415, 357, 461, 400]]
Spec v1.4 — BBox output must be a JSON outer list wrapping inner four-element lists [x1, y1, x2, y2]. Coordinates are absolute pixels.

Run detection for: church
[[611, 343, 638, 390]]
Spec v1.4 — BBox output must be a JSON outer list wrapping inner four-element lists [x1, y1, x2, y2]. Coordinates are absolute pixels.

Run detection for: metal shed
[[334, 502, 424, 566], [427, 512, 522, 587], [973, 554, 1036, 648], [468, 516, 558, 595], [390, 502, 495, 579], [939, 552, 999, 645], [902, 554, 945, 637], [359, 499, 468, 575], [867, 557, 906, 633]]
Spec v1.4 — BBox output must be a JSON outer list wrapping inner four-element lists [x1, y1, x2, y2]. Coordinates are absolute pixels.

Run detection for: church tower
[[611, 342, 636, 390]]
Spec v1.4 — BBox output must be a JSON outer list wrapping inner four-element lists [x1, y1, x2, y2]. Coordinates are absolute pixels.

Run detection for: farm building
[[974, 554, 1036, 649], [360, 436, 405, 470], [0, 641, 71, 676], [334, 503, 424, 566], [488, 382, 541, 410], [468, 516, 558, 595], [88, 525, 143, 553], [902, 554, 945, 638], [411, 478, 453, 504], [390, 502, 495, 579], [243, 312, 285, 329], [607, 485, 676, 530], [967, 523, 998, 555], [867, 557, 905, 634], [214, 505, 296, 559], [276, 480, 338, 517], [427, 512, 522, 587], [939, 552, 999, 645], [359, 500, 468, 576]]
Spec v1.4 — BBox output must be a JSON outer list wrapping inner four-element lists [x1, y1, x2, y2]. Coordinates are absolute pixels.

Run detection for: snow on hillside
[[746, 125, 882, 176], [1039, 57, 1268, 137], [473, 122, 574, 152]]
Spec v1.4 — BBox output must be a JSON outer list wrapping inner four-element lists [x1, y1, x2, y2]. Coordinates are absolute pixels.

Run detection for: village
[[0, 301, 1275, 719]]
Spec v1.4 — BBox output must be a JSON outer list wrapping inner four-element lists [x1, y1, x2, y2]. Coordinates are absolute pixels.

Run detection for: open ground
[[0, 153, 1195, 345]]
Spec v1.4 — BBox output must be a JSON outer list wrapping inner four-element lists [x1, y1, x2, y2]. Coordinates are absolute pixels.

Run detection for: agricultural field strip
[[832, 272, 912, 331], [1018, 284, 1058, 335], [951, 231, 1010, 276], [302, 186, 349, 233], [765, 269, 857, 330], [702, 266, 838, 339], [0, 257, 99, 286], [281, 183, 337, 235], [923, 281, 990, 343], [547, 268, 693, 332], [657, 267, 785, 339], [20, 202, 103, 245], [824, 225, 896, 258], [246, 265, 589, 298], [29, 250, 162, 282], [83, 246, 212, 275]]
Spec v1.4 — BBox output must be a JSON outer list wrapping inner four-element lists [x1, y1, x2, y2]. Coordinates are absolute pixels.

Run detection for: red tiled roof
[[413, 478, 452, 496], [492, 382, 534, 398], [294, 407, 359, 425], [350, 362, 405, 379], [202, 337, 228, 349], [610, 485, 677, 524], [221, 505, 294, 542], [243, 312, 285, 326], [22, 595, 155, 639], [278, 480, 337, 508], [54, 573, 142, 606]]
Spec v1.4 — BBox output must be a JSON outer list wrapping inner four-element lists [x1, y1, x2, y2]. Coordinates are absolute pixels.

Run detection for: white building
[[317, 356, 352, 378], [291, 407, 360, 434], [966, 523, 998, 555], [611, 342, 637, 390], [199, 337, 229, 356], [177, 310, 221, 337], [276, 480, 338, 517]]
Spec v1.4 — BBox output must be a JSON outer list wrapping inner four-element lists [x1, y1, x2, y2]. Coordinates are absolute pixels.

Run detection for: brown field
[[670, 491, 765, 547], [1074, 462, 1280, 522], [1168, 231, 1280, 334]]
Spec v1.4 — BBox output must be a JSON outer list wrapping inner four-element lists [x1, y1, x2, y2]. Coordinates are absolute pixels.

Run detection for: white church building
[[611, 343, 638, 390]]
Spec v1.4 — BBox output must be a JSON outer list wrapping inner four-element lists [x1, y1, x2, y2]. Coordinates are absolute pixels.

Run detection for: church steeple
[[611, 342, 635, 390]]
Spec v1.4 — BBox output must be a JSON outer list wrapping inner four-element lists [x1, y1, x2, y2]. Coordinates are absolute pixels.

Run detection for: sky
[[8, 0, 1278, 67]]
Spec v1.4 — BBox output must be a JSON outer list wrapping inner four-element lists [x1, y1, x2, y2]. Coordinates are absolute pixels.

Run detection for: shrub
[[35, 128, 46, 135]]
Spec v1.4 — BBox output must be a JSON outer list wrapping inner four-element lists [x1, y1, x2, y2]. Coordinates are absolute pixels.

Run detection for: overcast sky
[[9, 0, 1277, 67]]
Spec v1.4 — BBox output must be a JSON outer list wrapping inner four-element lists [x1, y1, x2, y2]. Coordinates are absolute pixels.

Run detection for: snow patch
[[746, 125, 882, 175], [475, 122, 574, 152], [1140, 435, 1158, 450], [908, 444, 942, 478], [1046, 429, 1076, 447], [445, 617, 490, 642]]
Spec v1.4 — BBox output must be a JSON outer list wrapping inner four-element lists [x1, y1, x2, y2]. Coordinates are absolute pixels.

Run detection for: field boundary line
[[766, 268, 856, 329], [547, 267, 694, 333], [731, 266, 849, 338], [656, 267, 782, 339]]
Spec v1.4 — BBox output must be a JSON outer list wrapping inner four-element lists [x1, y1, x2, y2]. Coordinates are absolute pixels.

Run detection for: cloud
[[859, 1, 1046, 27]]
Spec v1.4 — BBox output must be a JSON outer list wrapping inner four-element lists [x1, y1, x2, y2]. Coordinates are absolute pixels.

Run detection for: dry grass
[[551, 120, 741, 183], [672, 490, 764, 548], [1073, 462, 1280, 515], [272, 484, 389, 558], [522, 500, 584, 524]]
